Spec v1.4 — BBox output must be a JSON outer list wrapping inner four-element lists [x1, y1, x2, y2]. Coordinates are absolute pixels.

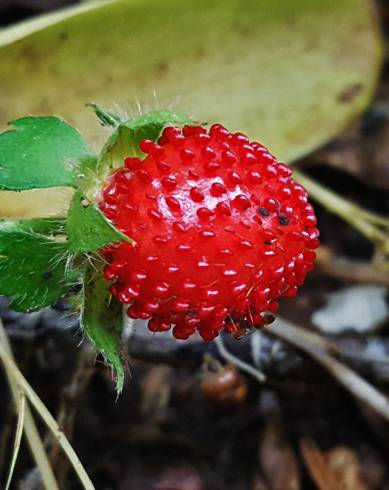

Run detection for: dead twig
[[0, 324, 96, 490], [271, 319, 389, 423], [294, 169, 389, 257], [214, 335, 266, 383], [315, 247, 389, 286], [47, 344, 95, 488], [4, 391, 25, 490], [0, 321, 60, 490]]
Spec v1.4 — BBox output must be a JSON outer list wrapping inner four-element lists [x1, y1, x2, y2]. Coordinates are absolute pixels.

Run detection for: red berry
[[99, 124, 319, 340]]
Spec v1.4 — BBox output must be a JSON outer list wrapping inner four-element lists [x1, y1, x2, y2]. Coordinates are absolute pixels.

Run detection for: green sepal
[[0, 116, 91, 190], [86, 103, 121, 127], [0, 228, 77, 312], [82, 263, 125, 393], [96, 110, 194, 179], [67, 190, 133, 255]]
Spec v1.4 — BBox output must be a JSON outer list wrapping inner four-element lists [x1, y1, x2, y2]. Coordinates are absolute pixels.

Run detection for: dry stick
[[4, 391, 25, 490], [0, 322, 60, 490], [0, 330, 95, 490], [271, 319, 389, 423], [214, 335, 266, 383], [315, 254, 389, 286], [293, 169, 389, 255], [0, 404, 15, 477], [48, 345, 95, 488]]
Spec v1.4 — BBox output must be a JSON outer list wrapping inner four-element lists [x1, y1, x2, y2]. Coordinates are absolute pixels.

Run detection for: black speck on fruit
[[258, 207, 270, 217], [278, 216, 290, 225]]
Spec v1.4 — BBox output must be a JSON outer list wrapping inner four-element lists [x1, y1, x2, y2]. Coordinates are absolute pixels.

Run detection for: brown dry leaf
[[259, 417, 300, 490], [300, 438, 339, 490], [201, 363, 248, 405], [300, 438, 368, 490], [327, 447, 368, 490], [252, 475, 271, 490]]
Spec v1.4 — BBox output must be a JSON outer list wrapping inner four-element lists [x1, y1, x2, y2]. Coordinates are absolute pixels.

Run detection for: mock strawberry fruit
[[99, 124, 319, 341]]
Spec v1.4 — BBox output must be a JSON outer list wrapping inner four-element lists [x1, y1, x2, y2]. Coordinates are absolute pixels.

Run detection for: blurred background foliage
[[0, 0, 383, 217]]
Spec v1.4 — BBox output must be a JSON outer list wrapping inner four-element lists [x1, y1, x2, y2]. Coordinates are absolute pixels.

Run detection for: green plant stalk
[[294, 169, 389, 255], [0, 323, 60, 490], [0, 324, 95, 490]]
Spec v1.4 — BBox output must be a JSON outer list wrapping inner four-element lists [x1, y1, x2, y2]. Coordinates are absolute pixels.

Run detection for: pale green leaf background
[[0, 0, 383, 216]]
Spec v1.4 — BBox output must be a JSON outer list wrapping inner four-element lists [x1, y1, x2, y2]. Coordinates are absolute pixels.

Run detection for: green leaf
[[82, 264, 125, 392], [0, 217, 66, 235], [0, 229, 75, 312], [0, 116, 90, 190], [67, 191, 133, 255], [97, 110, 193, 177], [0, 0, 382, 166], [122, 110, 194, 153]]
